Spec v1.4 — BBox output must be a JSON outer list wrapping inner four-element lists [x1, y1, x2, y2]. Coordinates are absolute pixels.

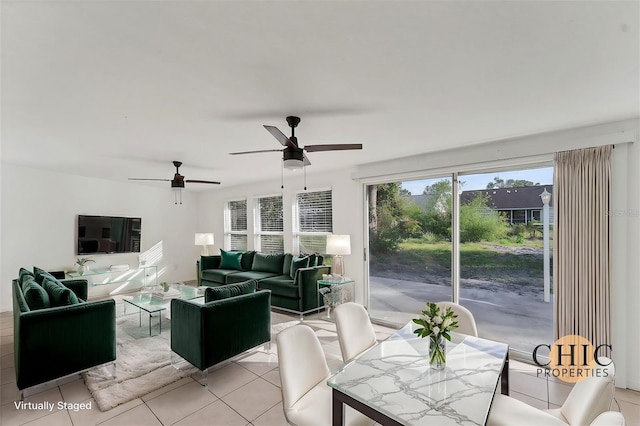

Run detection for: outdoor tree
[[369, 183, 405, 253], [486, 177, 540, 189]]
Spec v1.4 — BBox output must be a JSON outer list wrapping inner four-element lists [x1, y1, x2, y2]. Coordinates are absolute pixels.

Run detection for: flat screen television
[[77, 215, 142, 255]]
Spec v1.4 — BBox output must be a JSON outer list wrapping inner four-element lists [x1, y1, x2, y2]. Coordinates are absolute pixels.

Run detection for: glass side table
[[317, 278, 355, 319]]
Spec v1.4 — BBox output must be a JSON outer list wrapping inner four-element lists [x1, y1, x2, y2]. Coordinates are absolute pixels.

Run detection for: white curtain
[[554, 145, 612, 352]]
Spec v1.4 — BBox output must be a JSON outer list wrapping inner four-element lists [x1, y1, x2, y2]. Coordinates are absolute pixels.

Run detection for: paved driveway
[[369, 276, 554, 357]]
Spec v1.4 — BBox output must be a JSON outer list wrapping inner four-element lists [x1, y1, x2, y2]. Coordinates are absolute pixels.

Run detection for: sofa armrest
[[200, 255, 221, 272], [297, 265, 331, 312], [171, 290, 271, 370], [15, 299, 116, 390], [61, 279, 88, 301]]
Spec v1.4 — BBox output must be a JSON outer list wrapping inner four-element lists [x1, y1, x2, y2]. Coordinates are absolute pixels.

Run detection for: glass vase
[[429, 334, 446, 370]]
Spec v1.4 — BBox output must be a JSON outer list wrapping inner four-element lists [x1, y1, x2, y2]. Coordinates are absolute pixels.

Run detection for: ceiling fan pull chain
[[281, 161, 284, 189], [304, 165, 307, 191]]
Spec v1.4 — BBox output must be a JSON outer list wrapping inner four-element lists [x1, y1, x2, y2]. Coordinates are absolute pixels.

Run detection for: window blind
[[297, 190, 333, 232]]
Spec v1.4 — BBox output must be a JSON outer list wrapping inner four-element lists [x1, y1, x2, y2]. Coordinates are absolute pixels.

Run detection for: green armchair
[[12, 279, 116, 392], [170, 280, 271, 372]]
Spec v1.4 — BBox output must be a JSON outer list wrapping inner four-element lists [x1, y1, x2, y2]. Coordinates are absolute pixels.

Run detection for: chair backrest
[[277, 325, 330, 409], [561, 358, 616, 426], [334, 302, 377, 363], [437, 302, 478, 337], [590, 411, 626, 426]]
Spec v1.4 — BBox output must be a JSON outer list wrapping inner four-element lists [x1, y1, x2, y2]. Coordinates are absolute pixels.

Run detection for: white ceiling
[[2, 1, 638, 190]]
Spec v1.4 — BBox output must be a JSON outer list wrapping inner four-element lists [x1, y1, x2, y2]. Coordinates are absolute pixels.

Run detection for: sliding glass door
[[458, 168, 554, 356], [367, 178, 452, 324], [366, 166, 554, 359]]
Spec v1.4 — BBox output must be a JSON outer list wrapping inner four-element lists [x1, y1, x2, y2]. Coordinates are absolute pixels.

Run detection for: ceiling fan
[[128, 161, 220, 204], [230, 116, 363, 170]]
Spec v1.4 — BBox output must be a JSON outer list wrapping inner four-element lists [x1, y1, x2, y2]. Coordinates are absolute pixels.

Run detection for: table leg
[[332, 389, 344, 426], [501, 351, 510, 395]]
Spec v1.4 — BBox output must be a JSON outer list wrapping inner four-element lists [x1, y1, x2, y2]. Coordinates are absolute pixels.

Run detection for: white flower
[[433, 316, 443, 325], [423, 315, 432, 324], [442, 317, 451, 328], [432, 326, 440, 335]]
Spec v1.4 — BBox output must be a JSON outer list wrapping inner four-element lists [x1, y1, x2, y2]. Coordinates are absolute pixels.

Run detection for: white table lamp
[[326, 234, 351, 276], [195, 233, 214, 256]]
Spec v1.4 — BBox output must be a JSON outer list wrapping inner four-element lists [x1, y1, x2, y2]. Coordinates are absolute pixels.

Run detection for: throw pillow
[[303, 254, 318, 267], [290, 256, 310, 279], [33, 267, 58, 286], [205, 280, 257, 302], [240, 251, 256, 271], [19, 268, 34, 286], [34, 267, 80, 304], [42, 278, 76, 307], [219, 249, 243, 270], [22, 276, 51, 310], [251, 253, 285, 274], [282, 254, 293, 276]]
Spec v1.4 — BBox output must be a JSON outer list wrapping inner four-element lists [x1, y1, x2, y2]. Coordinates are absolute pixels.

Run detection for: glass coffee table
[[123, 284, 207, 336]]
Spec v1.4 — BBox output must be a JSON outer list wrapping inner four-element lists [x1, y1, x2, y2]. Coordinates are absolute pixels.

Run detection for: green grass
[[371, 239, 544, 285]]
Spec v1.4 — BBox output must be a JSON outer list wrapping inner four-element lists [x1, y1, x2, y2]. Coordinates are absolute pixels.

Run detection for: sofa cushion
[[290, 256, 310, 279], [303, 254, 317, 267], [42, 277, 78, 306], [22, 276, 51, 310], [219, 249, 243, 270], [201, 269, 239, 284], [225, 271, 279, 284], [34, 267, 80, 304], [19, 268, 34, 285], [282, 253, 293, 276], [258, 276, 299, 299], [205, 280, 257, 302], [241, 251, 256, 271], [252, 253, 285, 274]]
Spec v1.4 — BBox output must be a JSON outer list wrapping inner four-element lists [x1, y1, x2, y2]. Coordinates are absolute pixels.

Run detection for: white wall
[[1, 163, 201, 310]]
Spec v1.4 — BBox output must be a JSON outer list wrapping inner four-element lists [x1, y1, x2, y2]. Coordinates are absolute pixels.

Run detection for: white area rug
[[83, 309, 301, 412], [83, 314, 197, 411]]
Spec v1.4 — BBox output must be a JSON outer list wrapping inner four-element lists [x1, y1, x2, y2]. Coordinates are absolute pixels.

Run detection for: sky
[[400, 167, 554, 195]]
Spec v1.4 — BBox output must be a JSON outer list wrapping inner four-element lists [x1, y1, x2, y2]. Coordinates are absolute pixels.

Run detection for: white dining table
[[327, 321, 509, 426]]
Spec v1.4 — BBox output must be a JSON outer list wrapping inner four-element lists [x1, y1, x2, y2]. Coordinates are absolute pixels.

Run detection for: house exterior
[[460, 185, 554, 225]]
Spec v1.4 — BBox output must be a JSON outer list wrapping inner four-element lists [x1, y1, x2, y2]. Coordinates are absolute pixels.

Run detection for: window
[[225, 199, 247, 250], [294, 189, 333, 254], [255, 195, 284, 253]]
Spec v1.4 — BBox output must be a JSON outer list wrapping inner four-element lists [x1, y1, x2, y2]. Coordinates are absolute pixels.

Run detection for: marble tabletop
[[327, 322, 509, 425]]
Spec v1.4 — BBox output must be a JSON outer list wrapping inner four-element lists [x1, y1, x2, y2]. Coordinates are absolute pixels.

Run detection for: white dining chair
[[488, 358, 616, 426], [590, 411, 626, 426], [437, 301, 478, 337], [277, 324, 374, 426], [334, 302, 378, 363]]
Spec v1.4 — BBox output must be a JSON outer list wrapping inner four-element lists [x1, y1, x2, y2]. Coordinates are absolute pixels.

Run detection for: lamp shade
[[195, 233, 214, 246], [326, 234, 351, 255]]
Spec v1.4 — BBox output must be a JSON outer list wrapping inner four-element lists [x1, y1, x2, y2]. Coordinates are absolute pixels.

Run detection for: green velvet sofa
[[170, 280, 271, 372], [12, 269, 116, 392], [198, 251, 331, 316]]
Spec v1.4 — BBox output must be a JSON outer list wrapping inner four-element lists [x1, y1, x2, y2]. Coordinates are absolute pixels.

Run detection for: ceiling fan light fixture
[[283, 158, 304, 170]]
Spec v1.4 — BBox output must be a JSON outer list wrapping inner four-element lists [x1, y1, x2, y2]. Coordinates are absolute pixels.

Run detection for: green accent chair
[[12, 278, 116, 393], [170, 280, 271, 375]]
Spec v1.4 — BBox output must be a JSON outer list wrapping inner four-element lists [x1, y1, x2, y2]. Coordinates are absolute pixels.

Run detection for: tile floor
[[1, 302, 638, 426]]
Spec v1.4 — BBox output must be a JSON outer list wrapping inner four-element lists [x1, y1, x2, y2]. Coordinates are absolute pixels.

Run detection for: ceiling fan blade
[[186, 179, 221, 185], [128, 178, 171, 181], [264, 125, 296, 148], [230, 149, 283, 155], [303, 154, 311, 166], [304, 144, 363, 152]]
